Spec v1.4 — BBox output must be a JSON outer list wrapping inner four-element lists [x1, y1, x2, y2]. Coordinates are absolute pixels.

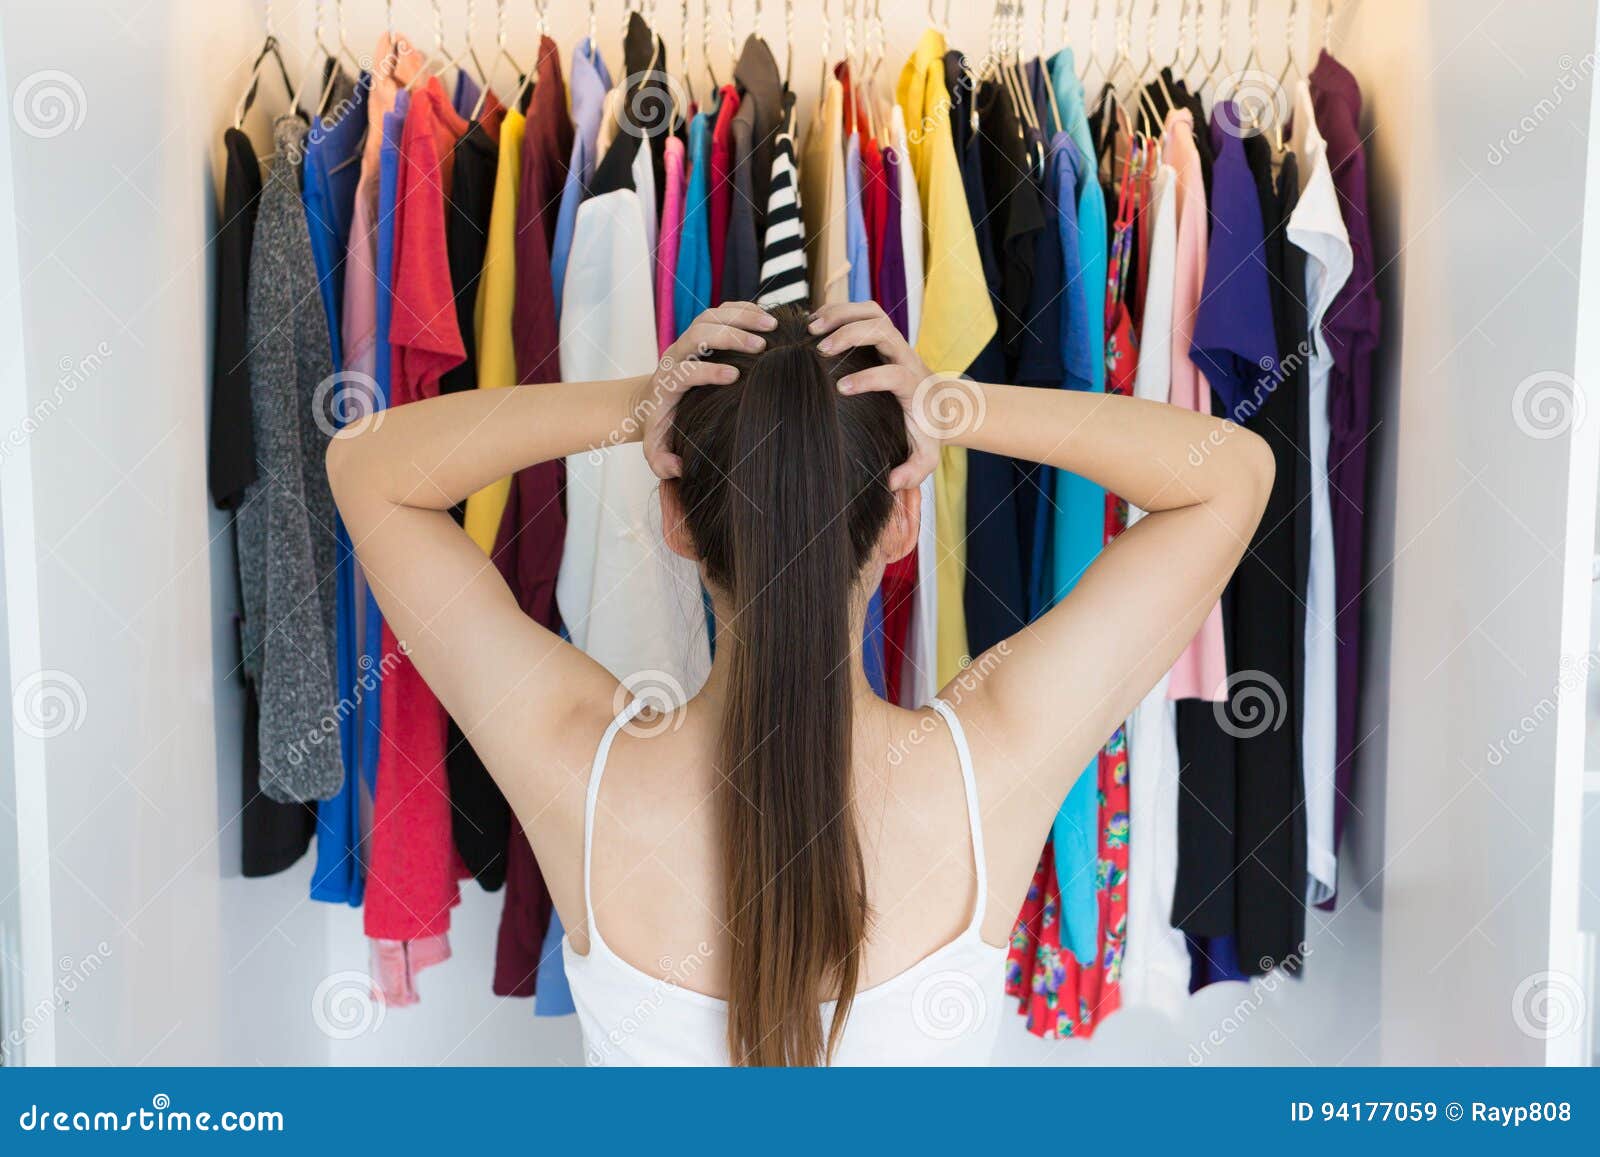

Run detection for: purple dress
[[1310, 51, 1381, 855]]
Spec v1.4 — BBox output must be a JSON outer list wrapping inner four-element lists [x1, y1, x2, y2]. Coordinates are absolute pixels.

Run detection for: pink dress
[[656, 136, 687, 351]]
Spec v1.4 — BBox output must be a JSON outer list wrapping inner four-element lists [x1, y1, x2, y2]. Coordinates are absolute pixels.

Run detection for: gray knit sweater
[[235, 115, 343, 802]]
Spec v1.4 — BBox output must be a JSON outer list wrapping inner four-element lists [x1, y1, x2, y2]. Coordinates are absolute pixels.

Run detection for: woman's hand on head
[[808, 302, 944, 491], [638, 302, 777, 479]]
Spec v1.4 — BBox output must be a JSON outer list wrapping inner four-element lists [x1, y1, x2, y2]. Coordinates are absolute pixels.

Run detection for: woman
[[327, 301, 1273, 1066]]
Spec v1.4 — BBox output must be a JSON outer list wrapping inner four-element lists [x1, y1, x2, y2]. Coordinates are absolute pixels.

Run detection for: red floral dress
[[1005, 141, 1145, 1040]]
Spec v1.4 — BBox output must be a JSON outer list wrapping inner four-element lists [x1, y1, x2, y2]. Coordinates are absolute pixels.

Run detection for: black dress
[[211, 127, 316, 876], [1225, 138, 1310, 974]]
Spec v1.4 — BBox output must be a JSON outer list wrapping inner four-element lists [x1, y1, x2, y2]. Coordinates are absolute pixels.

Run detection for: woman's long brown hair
[[670, 304, 909, 1066]]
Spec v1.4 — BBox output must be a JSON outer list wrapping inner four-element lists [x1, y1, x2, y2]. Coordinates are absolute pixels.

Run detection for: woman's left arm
[[325, 303, 774, 779]]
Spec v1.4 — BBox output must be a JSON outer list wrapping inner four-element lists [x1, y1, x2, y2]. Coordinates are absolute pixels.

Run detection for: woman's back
[[327, 299, 1272, 1065], [564, 692, 1008, 1065]]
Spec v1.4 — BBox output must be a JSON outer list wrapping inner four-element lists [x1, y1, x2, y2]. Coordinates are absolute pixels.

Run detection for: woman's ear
[[659, 478, 700, 563], [884, 483, 921, 565]]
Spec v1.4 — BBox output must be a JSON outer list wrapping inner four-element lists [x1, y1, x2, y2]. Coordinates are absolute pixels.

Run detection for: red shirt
[[390, 77, 470, 404], [860, 136, 888, 301], [365, 77, 470, 943], [708, 85, 741, 304]]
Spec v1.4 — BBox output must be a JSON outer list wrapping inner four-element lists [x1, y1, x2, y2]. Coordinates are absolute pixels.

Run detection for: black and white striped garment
[[756, 109, 809, 306]]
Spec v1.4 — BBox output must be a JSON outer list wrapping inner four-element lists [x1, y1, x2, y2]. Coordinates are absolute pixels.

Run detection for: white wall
[[0, 0, 1589, 1067], [1364, 0, 1597, 1064]]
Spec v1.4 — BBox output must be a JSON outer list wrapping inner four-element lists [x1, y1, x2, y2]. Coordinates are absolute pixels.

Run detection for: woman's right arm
[[809, 303, 1274, 880]]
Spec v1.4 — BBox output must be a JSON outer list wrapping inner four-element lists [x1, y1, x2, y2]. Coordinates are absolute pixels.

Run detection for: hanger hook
[[1278, 0, 1299, 87], [1324, 0, 1336, 49]]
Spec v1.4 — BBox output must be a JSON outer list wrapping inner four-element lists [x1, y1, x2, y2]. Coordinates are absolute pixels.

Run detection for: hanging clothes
[[438, 91, 511, 894], [1224, 130, 1308, 975], [211, 124, 316, 876], [674, 108, 714, 334], [963, 76, 1045, 661], [304, 64, 375, 903], [1158, 105, 1230, 703], [1288, 77, 1354, 908], [1043, 57, 1111, 928], [364, 76, 471, 958], [552, 41, 613, 317], [800, 72, 850, 306], [876, 127, 915, 705], [897, 29, 997, 684], [755, 94, 808, 306], [842, 130, 872, 305], [1310, 51, 1381, 883], [707, 84, 740, 305], [656, 134, 688, 346], [481, 38, 579, 1009], [1120, 158, 1191, 1013], [235, 114, 343, 805], [1163, 104, 1236, 943], [891, 102, 938, 710], [556, 22, 711, 692], [1045, 58, 1112, 967], [464, 85, 523, 551]]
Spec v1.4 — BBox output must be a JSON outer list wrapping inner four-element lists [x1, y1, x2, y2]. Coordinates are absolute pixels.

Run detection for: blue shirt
[[1191, 103, 1277, 421], [673, 111, 714, 338], [533, 910, 576, 1017], [305, 75, 368, 906], [551, 42, 613, 318], [311, 89, 410, 907]]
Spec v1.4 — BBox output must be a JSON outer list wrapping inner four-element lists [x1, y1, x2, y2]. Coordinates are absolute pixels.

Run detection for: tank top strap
[[582, 696, 653, 942], [928, 697, 988, 935]]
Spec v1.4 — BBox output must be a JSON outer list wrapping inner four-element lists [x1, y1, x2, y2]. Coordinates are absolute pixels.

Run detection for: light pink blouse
[[1162, 110, 1228, 702]]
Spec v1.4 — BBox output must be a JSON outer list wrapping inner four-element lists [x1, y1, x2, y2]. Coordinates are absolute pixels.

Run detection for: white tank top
[[563, 697, 1008, 1066]]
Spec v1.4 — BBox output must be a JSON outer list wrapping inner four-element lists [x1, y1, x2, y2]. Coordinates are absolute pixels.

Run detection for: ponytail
[[671, 304, 907, 1065]]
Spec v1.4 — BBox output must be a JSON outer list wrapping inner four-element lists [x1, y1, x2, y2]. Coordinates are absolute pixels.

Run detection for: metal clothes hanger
[[232, 0, 299, 129], [1178, 0, 1205, 81], [862, 0, 885, 139], [1323, 0, 1337, 51], [1200, 0, 1232, 93], [1080, 0, 1103, 87], [1270, 0, 1299, 149], [1236, 0, 1267, 135], [1037, 0, 1061, 134], [702, 0, 721, 92], [288, 0, 335, 119], [491, 0, 533, 116], [408, 0, 462, 92], [679, 0, 698, 109], [816, 0, 832, 105], [1139, 0, 1178, 135], [462, 0, 494, 90]]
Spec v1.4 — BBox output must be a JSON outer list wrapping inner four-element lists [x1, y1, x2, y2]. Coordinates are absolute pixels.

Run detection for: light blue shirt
[[1046, 53, 1109, 965], [673, 111, 714, 338]]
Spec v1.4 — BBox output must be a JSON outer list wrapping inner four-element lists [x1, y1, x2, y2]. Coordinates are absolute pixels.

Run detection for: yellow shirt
[[897, 30, 998, 682], [463, 108, 526, 553]]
